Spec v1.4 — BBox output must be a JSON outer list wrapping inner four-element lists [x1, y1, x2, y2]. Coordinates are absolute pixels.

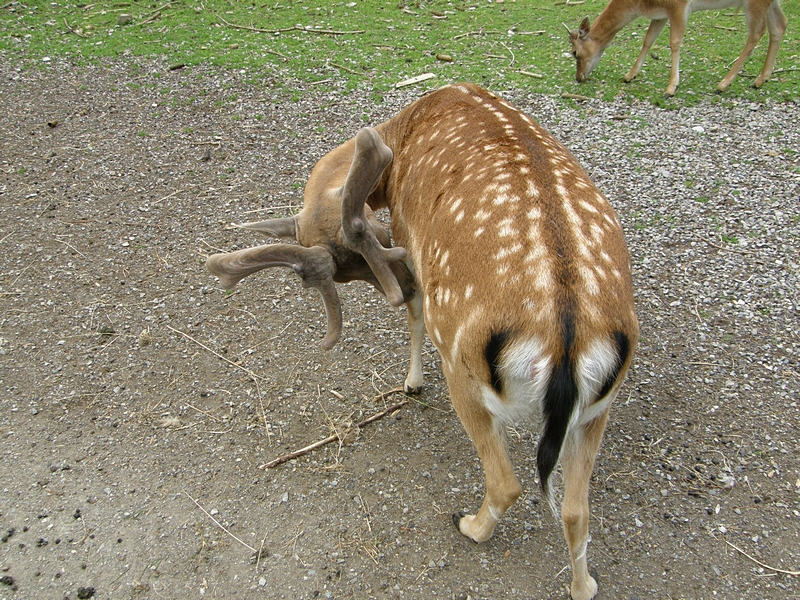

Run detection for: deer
[[568, 0, 788, 96], [206, 83, 638, 600]]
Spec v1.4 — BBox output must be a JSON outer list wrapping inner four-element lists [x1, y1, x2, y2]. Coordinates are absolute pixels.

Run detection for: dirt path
[[0, 58, 798, 599]]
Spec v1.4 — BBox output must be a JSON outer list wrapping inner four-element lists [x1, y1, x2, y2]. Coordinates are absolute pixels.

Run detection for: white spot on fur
[[579, 200, 599, 214], [580, 264, 600, 295], [496, 243, 523, 260], [475, 209, 491, 222], [497, 218, 516, 237], [534, 265, 553, 290]]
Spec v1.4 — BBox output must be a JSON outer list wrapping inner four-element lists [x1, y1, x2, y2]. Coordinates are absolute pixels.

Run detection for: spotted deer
[[206, 84, 637, 600], [568, 0, 788, 96]]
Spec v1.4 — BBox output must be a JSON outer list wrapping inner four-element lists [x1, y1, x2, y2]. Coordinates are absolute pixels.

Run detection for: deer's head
[[569, 17, 604, 82], [206, 128, 414, 350]]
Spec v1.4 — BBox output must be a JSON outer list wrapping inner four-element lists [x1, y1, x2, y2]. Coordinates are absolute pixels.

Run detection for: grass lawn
[[1, 1, 798, 106]]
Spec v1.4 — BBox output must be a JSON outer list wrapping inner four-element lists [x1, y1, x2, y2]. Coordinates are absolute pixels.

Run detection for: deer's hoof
[[452, 511, 466, 530], [404, 383, 422, 395]]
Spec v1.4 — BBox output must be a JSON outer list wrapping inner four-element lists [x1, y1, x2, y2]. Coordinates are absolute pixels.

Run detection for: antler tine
[[226, 216, 298, 240], [206, 244, 342, 349], [340, 127, 408, 307]]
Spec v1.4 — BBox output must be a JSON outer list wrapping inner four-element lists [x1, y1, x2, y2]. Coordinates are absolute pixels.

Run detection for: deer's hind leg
[[717, 0, 781, 92], [560, 408, 611, 600], [450, 376, 522, 543], [753, 1, 788, 88]]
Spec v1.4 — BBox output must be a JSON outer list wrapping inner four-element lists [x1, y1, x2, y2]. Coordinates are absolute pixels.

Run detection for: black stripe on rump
[[597, 331, 631, 400], [536, 309, 577, 498], [484, 330, 512, 395]]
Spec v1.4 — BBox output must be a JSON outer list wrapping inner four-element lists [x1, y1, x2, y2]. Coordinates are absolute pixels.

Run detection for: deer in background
[[206, 84, 638, 600], [568, 0, 788, 96]]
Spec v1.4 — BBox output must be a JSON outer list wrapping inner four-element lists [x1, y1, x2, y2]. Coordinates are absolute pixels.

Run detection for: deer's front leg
[[665, 12, 688, 96], [451, 380, 521, 543], [403, 292, 425, 394], [625, 18, 667, 83]]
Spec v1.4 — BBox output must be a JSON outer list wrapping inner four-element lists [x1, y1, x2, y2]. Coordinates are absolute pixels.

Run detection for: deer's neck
[[591, 2, 641, 48]]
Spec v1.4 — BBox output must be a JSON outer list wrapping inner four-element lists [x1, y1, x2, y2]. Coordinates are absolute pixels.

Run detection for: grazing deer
[[206, 84, 638, 600], [568, 0, 788, 95]]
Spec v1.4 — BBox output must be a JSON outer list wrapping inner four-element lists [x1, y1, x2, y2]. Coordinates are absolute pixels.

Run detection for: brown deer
[[206, 84, 638, 600], [568, 0, 788, 96]]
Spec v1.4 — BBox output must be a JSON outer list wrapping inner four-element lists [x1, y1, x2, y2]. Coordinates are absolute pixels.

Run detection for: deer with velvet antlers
[[568, 0, 788, 96], [206, 84, 637, 600]]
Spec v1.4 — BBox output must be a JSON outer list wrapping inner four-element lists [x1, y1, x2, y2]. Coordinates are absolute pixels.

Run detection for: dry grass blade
[[725, 540, 800, 576], [184, 490, 256, 553]]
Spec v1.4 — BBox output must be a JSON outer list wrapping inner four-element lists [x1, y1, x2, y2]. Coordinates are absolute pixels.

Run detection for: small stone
[[77, 586, 96, 599]]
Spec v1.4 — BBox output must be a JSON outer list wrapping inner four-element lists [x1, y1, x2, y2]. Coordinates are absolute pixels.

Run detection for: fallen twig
[[260, 388, 407, 469], [702, 236, 756, 255], [64, 18, 88, 38], [561, 92, 592, 101], [139, 3, 170, 25], [725, 540, 800, 576], [330, 62, 360, 75], [454, 29, 502, 40], [395, 73, 436, 88], [215, 13, 363, 35]]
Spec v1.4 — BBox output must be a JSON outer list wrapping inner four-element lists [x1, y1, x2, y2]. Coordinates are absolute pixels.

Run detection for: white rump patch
[[574, 337, 623, 426], [481, 338, 552, 423]]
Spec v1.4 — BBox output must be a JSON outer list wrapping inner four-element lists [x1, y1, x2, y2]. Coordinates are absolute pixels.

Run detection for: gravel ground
[[0, 57, 798, 599]]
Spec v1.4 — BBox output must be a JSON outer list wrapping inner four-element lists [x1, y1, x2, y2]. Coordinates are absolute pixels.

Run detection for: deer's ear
[[579, 17, 590, 39]]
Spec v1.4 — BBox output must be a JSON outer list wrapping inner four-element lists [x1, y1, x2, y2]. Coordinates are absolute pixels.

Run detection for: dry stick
[[454, 29, 502, 40], [562, 92, 593, 101], [725, 540, 800, 576], [184, 490, 257, 553], [260, 389, 407, 469], [499, 42, 516, 68], [330, 62, 360, 75], [215, 13, 363, 35], [703, 236, 756, 255], [64, 18, 88, 37]]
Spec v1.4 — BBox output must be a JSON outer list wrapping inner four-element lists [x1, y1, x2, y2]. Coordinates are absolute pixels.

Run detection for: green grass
[[1, 1, 798, 106]]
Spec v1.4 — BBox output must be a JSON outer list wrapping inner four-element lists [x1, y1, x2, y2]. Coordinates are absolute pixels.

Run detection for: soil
[[0, 57, 798, 600]]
